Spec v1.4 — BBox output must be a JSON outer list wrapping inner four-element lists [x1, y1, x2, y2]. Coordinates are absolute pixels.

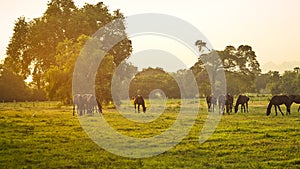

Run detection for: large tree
[[6, 0, 132, 91], [5, 17, 31, 79], [191, 44, 261, 96], [45, 35, 90, 103], [129, 68, 180, 99]]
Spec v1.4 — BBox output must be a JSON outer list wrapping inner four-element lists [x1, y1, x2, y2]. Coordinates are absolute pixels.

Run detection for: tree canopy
[[2, 1, 300, 103], [5, 0, 132, 103], [191, 45, 261, 95]]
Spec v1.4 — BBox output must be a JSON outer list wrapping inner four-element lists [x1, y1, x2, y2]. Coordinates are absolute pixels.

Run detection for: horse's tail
[[266, 101, 273, 116]]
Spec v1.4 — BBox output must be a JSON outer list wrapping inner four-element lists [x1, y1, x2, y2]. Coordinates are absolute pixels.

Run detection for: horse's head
[[266, 108, 271, 116], [234, 104, 239, 113]]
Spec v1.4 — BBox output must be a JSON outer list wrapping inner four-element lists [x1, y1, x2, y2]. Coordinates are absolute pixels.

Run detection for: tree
[[5, 17, 31, 79], [255, 73, 271, 93], [129, 68, 180, 98], [172, 69, 198, 98], [45, 35, 90, 103], [191, 44, 261, 96], [0, 64, 31, 101], [6, 0, 132, 92], [281, 71, 299, 94], [111, 61, 138, 104], [266, 71, 282, 95], [95, 55, 116, 104]]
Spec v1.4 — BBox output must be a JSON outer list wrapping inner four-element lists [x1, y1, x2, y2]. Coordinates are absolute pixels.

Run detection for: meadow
[[0, 97, 299, 169]]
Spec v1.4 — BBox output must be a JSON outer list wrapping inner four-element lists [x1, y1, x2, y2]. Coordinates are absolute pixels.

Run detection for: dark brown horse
[[134, 95, 146, 113], [266, 95, 293, 116], [234, 95, 250, 113], [289, 95, 300, 112], [206, 95, 217, 112], [218, 94, 233, 114]]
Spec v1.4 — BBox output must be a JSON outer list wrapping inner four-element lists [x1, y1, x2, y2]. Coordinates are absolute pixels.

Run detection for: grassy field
[[0, 98, 299, 169]]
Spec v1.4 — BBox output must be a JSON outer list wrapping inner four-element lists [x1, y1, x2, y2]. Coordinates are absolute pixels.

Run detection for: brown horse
[[134, 95, 146, 113], [266, 95, 293, 116], [73, 94, 84, 116], [218, 94, 233, 114], [289, 95, 300, 112], [234, 95, 250, 113], [206, 95, 217, 112]]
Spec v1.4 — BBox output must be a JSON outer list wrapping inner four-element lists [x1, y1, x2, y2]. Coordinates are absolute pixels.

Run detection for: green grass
[[0, 99, 299, 168]]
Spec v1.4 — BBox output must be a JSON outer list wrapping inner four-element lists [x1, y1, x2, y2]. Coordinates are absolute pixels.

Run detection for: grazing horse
[[206, 95, 217, 112], [226, 94, 234, 114], [218, 94, 233, 114], [289, 95, 300, 112], [266, 95, 293, 116], [85, 94, 99, 115], [218, 95, 226, 114], [234, 95, 250, 113], [134, 95, 146, 113], [73, 94, 84, 116]]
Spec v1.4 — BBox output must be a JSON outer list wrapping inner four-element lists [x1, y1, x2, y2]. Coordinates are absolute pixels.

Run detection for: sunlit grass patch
[[0, 99, 299, 168]]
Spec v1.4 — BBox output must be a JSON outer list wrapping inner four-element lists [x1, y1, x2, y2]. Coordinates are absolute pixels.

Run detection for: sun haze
[[1, 0, 300, 72]]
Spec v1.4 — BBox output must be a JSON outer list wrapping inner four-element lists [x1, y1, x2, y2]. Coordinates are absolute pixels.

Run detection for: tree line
[[1, 0, 299, 103]]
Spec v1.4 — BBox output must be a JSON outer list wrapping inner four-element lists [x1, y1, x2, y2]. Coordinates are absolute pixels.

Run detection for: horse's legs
[[80, 109, 83, 116], [286, 104, 291, 115], [222, 104, 225, 114], [226, 105, 230, 114], [274, 106, 278, 116], [225, 105, 228, 114], [242, 104, 245, 113], [298, 106, 300, 112], [277, 105, 284, 116], [134, 103, 137, 113], [138, 104, 140, 113], [246, 102, 249, 113], [73, 104, 75, 116]]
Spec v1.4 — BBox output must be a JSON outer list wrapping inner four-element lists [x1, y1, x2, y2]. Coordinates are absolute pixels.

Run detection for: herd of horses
[[72, 94, 146, 116], [206, 94, 249, 114], [206, 94, 300, 116], [72, 93, 300, 117], [73, 94, 102, 116]]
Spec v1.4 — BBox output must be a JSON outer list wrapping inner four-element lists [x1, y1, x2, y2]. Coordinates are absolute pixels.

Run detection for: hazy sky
[[1, 0, 300, 72]]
